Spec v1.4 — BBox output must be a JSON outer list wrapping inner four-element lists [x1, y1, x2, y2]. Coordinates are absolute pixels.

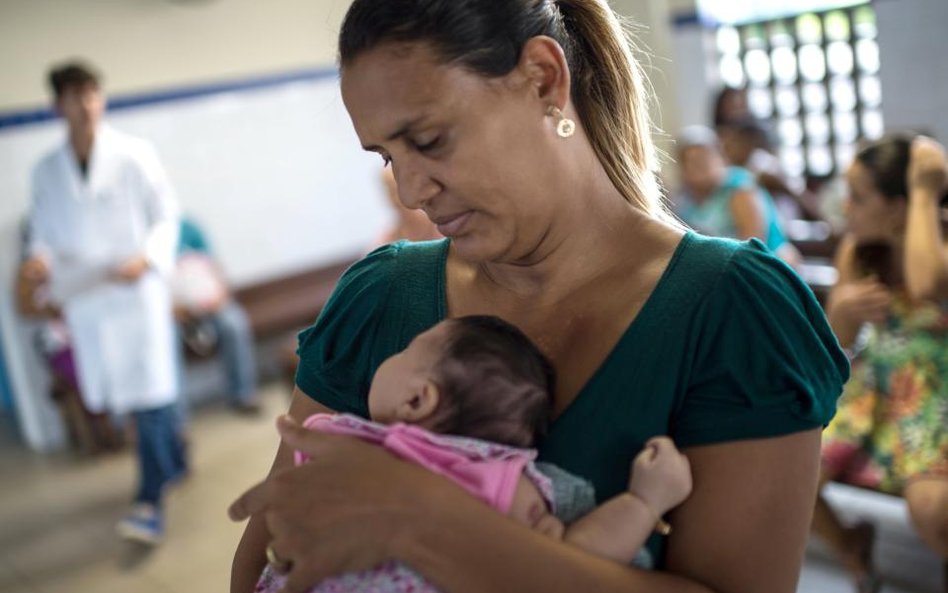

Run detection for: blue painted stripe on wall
[[672, 10, 701, 27], [0, 66, 339, 130]]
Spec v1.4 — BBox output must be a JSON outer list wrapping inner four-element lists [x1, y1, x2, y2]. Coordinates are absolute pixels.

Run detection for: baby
[[256, 316, 692, 593]]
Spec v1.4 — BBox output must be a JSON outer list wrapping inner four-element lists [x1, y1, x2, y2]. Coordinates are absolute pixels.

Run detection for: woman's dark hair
[[429, 315, 555, 448], [338, 0, 672, 221], [854, 135, 914, 202], [48, 60, 100, 98], [712, 86, 747, 128]]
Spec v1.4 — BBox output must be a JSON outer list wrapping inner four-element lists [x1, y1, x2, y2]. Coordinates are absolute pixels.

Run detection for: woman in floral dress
[[815, 135, 948, 593]]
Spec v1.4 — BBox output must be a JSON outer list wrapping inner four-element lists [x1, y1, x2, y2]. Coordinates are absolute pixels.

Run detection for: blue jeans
[[174, 300, 258, 426], [134, 404, 187, 506], [211, 301, 258, 404]]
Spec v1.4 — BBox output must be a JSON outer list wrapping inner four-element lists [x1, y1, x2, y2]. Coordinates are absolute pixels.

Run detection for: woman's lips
[[434, 211, 473, 237]]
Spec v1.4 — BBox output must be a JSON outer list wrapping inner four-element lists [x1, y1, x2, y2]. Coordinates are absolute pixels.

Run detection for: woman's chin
[[449, 234, 504, 264]]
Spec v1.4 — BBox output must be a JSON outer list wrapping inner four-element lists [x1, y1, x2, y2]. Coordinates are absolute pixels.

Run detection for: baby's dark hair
[[428, 316, 555, 449]]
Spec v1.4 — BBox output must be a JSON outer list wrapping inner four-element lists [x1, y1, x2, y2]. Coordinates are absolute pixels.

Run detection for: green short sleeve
[[293, 244, 400, 416], [671, 240, 850, 447]]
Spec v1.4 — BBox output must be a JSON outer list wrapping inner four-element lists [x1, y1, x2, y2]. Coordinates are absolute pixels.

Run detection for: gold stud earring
[[546, 105, 576, 138]]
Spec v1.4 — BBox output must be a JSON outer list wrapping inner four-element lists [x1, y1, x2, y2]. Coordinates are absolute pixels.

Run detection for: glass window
[[781, 146, 806, 177], [796, 13, 823, 44], [720, 56, 746, 87], [745, 49, 772, 84], [861, 110, 884, 140], [768, 20, 794, 47], [803, 82, 828, 112], [779, 118, 804, 146], [772, 46, 798, 83], [856, 39, 880, 73], [776, 86, 801, 116], [833, 111, 858, 143], [716, 4, 880, 178], [830, 77, 857, 111], [748, 88, 774, 118], [836, 143, 856, 168], [806, 112, 831, 144], [827, 41, 854, 75], [859, 76, 882, 107], [717, 26, 742, 55], [808, 145, 834, 176], [853, 5, 877, 38], [824, 10, 850, 41], [799, 45, 827, 81]]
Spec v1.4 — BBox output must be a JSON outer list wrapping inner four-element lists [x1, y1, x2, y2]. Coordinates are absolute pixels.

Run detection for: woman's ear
[[397, 381, 441, 422], [517, 36, 572, 111]]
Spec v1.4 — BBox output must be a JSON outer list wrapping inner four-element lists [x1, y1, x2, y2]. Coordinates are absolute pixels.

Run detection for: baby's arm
[[562, 437, 692, 563]]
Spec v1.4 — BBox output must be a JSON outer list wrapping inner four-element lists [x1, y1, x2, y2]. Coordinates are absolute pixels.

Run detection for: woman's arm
[[728, 189, 766, 242], [230, 387, 334, 593], [232, 418, 821, 593], [903, 137, 948, 301], [666, 429, 821, 593]]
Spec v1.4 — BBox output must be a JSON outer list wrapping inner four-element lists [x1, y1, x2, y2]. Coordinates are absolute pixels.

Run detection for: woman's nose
[[393, 160, 440, 210]]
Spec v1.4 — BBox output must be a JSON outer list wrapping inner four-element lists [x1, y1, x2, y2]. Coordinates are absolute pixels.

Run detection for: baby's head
[[368, 316, 554, 448]]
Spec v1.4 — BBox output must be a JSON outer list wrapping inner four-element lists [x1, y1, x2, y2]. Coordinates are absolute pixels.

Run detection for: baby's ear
[[399, 381, 441, 422]]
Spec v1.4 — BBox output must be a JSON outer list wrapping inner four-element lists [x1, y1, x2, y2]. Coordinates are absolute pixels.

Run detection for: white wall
[[876, 0, 948, 142], [0, 0, 353, 111], [0, 0, 401, 451]]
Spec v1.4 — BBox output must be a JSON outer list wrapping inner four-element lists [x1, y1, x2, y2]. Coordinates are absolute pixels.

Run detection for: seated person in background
[[174, 217, 260, 414], [15, 253, 123, 453], [673, 125, 801, 267], [254, 315, 692, 593], [371, 167, 441, 248], [718, 118, 825, 222], [814, 135, 948, 593], [711, 85, 751, 128]]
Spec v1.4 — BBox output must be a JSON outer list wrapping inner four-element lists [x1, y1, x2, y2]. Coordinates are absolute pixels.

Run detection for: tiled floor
[[0, 382, 939, 593]]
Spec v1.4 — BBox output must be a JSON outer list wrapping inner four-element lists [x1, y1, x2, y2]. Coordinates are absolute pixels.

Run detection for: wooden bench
[[233, 258, 358, 340]]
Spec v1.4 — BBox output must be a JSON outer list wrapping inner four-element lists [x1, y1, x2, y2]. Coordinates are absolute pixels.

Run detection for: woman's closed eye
[[411, 136, 441, 153]]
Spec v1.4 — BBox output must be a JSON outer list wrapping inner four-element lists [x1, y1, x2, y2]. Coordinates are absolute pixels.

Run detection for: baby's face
[[367, 321, 452, 424]]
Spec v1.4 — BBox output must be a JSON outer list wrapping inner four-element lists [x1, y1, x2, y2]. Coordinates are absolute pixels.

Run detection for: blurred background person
[[718, 118, 825, 222], [711, 85, 751, 128], [814, 135, 948, 593], [672, 125, 801, 267], [173, 216, 260, 415], [27, 60, 186, 545], [14, 221, 123, 454]]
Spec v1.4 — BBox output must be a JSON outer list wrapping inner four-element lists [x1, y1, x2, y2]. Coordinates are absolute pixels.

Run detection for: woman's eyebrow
[[362, 116, 427, 151]]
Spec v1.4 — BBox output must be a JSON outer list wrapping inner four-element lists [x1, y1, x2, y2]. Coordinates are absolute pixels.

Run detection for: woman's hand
[[908, 136, 948, 197], [228, 415, 434, 593], [628, 437, 692, 515], [826, 278, 891, 329]]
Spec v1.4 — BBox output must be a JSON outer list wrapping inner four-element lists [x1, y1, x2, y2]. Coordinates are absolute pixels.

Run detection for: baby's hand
[[628, 437, 692, 515]]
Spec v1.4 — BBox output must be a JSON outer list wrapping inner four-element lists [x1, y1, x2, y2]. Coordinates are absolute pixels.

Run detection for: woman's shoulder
[[294, 240, 448, 413], [668, 234, 850, 447]]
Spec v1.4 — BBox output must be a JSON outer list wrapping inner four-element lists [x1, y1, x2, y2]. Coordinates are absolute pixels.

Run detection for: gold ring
[[266, 543, 292, 573]]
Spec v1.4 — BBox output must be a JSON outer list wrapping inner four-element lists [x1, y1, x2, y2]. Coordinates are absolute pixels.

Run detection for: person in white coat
[[27, 61, 187, 544]]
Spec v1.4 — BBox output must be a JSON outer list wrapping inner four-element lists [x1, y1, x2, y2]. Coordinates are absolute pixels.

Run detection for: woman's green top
[[295, 232, 849, 564]]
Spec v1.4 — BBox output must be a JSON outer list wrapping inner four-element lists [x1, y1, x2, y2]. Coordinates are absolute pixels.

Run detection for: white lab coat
[[28, 125, 181, 414]]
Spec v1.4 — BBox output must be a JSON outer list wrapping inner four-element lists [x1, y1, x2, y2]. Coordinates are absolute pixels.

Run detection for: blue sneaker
[[116, 503, 163, 544]]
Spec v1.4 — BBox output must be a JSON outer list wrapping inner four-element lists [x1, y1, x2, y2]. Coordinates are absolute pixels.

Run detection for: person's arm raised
[[229, 387, 334, 593], [903, 137, 948, 301]]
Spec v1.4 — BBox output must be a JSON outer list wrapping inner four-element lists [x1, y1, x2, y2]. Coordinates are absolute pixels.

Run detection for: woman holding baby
[[230, 1, 848, 592]]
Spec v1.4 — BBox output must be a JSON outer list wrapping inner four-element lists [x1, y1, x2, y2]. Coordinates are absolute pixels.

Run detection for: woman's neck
[[476, 179, 666, 302]]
